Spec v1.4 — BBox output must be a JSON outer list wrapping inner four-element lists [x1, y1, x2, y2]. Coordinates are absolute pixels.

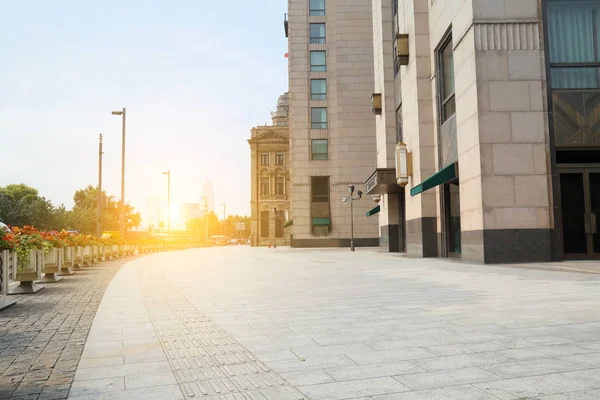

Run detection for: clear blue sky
[[0, 0, 288, 224]]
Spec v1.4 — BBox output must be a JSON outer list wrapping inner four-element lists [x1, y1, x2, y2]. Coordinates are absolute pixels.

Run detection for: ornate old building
[[248, 93, 291, 247]]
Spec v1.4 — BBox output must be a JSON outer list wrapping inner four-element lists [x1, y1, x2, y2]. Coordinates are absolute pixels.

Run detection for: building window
[[310, 23, 326, 43], [275, 177, 285, 195], [261, 211, 269, 238], [261, 152, 269, 166], [310, 51, 326, 72], [311, 139, 328, 160], [438, 35, 456, 123], [260, 177, 270, 195], [311, 176, 330, 235], [276, 217, 284, 238], [311, 107, 327, 129], [309, 0, 325, 16], [275, 152, 284, 165], [311, 79, 327, 100], [311, 177, 329, 203], [547, 0, 600, 89]]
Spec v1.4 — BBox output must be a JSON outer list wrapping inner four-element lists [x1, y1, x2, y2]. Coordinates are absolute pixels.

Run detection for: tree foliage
[[0, 183, 142, 235]]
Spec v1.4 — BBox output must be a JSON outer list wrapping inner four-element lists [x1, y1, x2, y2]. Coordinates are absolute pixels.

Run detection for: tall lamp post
[[203, 196, 208, 243], [272, 207, 277, 249], [97, 134, 103, 238], [342, 184, 363, 252], [162, 170, 171, 233], [221, 203, 226, 236], [111, 108, 126, 239]]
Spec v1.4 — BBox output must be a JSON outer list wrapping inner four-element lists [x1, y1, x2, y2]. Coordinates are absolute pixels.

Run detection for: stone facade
[[368, 0, 600, 262], [287, 0, 379, 248], [248, 94, 291, 247]]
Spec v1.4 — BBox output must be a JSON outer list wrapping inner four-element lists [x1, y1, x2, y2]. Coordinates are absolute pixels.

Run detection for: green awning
[[312, 218, 330, 226], [410, 162, 458, 196], [283, 220, 293, 228], [366, 205, 381, 217]]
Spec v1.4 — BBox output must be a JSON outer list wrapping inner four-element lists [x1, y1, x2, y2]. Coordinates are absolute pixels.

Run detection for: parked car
[[210, 236, 230, 246]]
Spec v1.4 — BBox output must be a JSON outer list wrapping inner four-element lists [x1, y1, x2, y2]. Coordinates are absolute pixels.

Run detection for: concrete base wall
[[462, 229, 555, 264], [406, 217, 438, 258], [291, 238, 379, 248]]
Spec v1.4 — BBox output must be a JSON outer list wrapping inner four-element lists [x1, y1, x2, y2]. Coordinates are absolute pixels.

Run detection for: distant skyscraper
[[201, 179, 214, 213]]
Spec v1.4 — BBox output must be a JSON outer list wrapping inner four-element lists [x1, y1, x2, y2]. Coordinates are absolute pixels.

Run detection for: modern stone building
[[285, 0, 380, 248], [366, 0, 600, 262], [248, 94, 291, 247]]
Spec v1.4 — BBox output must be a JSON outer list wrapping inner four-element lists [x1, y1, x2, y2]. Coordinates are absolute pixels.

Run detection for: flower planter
[[82, 246, 93, 267], [10, 249, 45, 294], [58, 247, 74, 276], [92, 245, 101, 263], [38, 247, 63, 283], [0, 251, 18, 309], [73, 246, 84, 271]]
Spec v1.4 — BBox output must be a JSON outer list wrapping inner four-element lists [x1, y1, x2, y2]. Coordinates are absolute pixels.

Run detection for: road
[[69, 247, 600, 399]]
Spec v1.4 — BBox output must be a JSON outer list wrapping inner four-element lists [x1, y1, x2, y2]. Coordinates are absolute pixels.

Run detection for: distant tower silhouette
[[201, 179, 215, 213]]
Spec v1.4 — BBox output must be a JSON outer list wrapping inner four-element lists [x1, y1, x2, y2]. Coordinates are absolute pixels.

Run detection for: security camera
[[372, 194, 381, 203], [342, 197, 348, 204], [357, 190, 363, 199]]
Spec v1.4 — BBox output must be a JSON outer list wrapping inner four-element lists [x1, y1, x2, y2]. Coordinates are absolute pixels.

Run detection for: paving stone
[[373, 384, 501, 399], [0, 258, 129, 399], [280, 369, 335, 386], [479, 358, 585, 379], [326, 362, 424, 381], [473, 373, 599, 399], [394, 367, 501, 390], [68, 376, 124, 396], [298, 377, 410, 399], [56, 248, 600, 399]]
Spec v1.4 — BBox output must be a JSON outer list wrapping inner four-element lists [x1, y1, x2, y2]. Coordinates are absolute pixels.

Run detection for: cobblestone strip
[[0, 259, 127, 400], [138, 267, 307, 400]]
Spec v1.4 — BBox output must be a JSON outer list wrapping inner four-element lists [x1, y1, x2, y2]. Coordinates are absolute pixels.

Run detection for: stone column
[[399, 0, 438, 257], [458, 0, 552, 262]]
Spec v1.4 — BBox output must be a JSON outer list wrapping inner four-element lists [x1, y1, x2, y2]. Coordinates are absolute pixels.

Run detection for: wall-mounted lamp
[[371, 93, 382, 115], [395, 34, 409, 66], [395, 142, 413, 187]]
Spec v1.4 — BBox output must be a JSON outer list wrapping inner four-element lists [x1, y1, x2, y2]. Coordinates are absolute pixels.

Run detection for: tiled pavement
[[67, 247, 600, 399], [0, 257, 128, 400]]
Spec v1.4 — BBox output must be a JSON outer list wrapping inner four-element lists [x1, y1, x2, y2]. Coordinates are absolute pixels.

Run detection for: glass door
[[444, 182, 461, 257], [559, 169, 600, 258], [590, 172, 600, 255]]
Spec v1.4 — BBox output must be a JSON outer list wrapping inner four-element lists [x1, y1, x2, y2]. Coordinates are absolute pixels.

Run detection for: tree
[[70, 185, 142, 234], [0, 184, 57, 229], [0, 183, 142, 234]]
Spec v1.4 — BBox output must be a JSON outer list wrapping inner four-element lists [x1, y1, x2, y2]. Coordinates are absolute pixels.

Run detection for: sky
[[0, 0, 288, 226]]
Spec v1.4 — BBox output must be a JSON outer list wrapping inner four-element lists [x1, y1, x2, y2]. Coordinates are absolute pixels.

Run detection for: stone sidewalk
[[0, 257, 129, 400], [68, 248, 600, 399]]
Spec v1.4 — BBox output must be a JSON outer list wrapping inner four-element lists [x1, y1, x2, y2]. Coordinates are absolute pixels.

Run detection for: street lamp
[[342, 184, 363, 252], [162, 170, 171, 233], [272, 207, 277, 249], [221, 203, 226, 236], [111, 108, 126, 239]]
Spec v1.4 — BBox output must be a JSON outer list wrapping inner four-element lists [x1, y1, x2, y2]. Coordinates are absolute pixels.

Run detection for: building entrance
[[559, 167, 600, 259], [443, 181, 462, 257]]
